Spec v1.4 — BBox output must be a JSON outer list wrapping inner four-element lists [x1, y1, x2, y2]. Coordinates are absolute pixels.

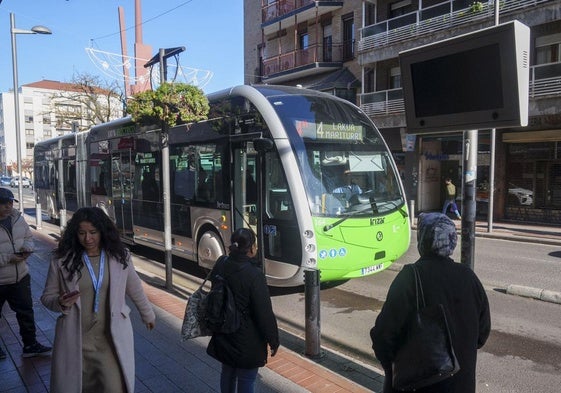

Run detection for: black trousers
[[0, 274, 37, 347]]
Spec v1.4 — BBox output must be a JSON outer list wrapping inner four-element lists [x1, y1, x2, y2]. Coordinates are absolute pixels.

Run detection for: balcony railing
[[359, 62, 561, 117], [262, 0, 343, 23], [359, 0, 552, 52], [262, 43, 347, 78], [530, 62, 561, 98]]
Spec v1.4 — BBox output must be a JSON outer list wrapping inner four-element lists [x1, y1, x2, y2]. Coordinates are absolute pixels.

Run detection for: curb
[[506, 285, 561, 304], [388, 261, 561, 306]]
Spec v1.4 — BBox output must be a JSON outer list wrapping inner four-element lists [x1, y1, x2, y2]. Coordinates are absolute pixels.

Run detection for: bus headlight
[[305, 243, 316, 253], [303, 229, 314, 239]]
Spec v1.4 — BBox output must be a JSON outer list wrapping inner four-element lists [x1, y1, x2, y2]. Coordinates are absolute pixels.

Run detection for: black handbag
[[392, 265, 460, 391]]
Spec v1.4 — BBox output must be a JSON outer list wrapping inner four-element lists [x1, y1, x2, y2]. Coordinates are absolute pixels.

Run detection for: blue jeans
[[220, 363, 259, 393]]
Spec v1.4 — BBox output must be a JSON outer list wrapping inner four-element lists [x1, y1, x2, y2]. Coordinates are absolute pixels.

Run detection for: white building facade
[[0, 79, 122, 177]]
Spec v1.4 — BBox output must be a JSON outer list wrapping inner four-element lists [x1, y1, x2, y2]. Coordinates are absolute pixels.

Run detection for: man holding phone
[[0, 188, 51, 359]]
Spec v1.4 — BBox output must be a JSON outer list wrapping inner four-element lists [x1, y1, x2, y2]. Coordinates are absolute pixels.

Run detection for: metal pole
[[58, 143, 66, 232], [304, 269, 322, 359], [488, 1, 499, 232], [35, 203, 42, 229], [461, 130, 478, 269], [488, 129, 495, 232], [159, 48, 173, 290], [10, 13, 24, 214], [10, 14, 51, 215]]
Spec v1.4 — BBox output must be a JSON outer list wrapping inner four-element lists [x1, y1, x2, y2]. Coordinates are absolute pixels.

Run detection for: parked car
[[0, 176, 11, 186], [10, 176, 31, 188], [508, 183, 533, 206]]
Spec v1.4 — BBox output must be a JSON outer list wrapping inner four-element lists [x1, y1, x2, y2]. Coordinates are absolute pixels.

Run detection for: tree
[[50, 72, 124, 131], [126, 82, 209, 127], [126, 82, 209, 291]]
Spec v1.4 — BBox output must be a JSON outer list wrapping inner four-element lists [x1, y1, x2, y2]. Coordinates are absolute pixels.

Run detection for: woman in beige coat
[[41, 207, 156, 393]]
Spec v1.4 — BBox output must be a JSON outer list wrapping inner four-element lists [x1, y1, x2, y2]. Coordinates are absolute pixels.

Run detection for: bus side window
[[265, 152, 294, 220], [269, 189, 294, 219]]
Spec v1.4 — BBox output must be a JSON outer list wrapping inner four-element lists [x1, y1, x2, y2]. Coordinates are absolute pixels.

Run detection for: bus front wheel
[[197, 230, 225, 270]]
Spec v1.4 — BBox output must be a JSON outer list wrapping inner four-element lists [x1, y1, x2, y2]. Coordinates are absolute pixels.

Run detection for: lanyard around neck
[[82, 251, 106, 314]]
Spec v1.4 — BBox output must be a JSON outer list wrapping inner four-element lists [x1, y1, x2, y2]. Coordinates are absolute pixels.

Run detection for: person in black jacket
[[207, 228, 279, 393], [370, 212, 491, 393]]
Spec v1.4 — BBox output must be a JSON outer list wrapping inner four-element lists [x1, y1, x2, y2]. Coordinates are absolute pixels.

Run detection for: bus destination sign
[[295, 120, 363, 141]]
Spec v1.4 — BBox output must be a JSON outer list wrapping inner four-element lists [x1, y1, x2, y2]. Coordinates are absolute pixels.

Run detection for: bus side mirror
[[253, 137, 274, 153]]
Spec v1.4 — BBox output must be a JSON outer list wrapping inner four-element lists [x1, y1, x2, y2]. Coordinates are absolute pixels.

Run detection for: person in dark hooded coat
[[370, 212, 491, 393], [207, 228, 279, 393]]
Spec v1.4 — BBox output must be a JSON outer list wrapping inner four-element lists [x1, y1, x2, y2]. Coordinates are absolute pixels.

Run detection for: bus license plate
[[361, 264, 383, 275]]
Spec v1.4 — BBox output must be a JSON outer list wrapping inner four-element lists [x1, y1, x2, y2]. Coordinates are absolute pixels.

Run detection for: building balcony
[[261, 0, 343, 36], [359, 61, 561, 119], [262, 42, 351, 83], [358, 0, 553, 54]]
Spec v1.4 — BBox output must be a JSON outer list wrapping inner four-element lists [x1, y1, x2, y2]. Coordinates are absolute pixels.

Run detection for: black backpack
[[205, 256, 249, 334]]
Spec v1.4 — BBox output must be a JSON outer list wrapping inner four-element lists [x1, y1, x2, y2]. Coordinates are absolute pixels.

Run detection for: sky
[[0, 0, 244, 95]]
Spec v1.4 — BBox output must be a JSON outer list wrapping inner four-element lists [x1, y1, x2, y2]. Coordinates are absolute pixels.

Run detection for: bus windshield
[[268, 93, 404, 217]]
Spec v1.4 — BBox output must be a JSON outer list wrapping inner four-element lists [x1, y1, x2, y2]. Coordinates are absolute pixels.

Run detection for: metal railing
[[262, 43, 348, 77], [358, 0, 552, 52], [359, 62, 561, 117], [261, 0, 324, 23]]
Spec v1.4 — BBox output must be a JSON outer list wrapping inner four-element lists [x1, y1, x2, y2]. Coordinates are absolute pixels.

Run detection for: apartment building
[[0, 79, 122, 177], [244, 0, 561, 224]]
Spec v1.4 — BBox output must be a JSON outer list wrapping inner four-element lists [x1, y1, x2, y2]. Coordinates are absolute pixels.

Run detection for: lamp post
[[10, 12, 52, 213]]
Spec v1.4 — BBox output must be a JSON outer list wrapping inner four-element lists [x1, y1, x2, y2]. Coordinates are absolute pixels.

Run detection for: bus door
[[232, 142, 258, 235], [232, 142, 302, 275], [111, 149, 134, 243]]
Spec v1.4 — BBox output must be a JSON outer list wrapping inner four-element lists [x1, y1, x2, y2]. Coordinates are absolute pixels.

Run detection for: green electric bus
[[34, 85, 410, 287]]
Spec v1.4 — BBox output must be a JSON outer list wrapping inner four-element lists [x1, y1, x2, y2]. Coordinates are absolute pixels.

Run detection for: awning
[[303, 68, 360, 91]]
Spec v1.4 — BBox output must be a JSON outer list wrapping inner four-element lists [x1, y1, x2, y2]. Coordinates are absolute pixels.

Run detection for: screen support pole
[[461, 130, 478, 270]]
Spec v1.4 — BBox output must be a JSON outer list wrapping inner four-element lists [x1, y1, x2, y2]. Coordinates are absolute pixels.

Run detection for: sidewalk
[[1, 216, 559, 392], [0, 221, 378, 393]]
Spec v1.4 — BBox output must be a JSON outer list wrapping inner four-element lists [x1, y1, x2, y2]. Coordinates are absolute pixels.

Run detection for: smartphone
[[15, 251, 33, 257], [62, 290, 80, 299]]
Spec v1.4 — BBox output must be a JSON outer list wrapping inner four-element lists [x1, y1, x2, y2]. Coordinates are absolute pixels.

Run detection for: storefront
[[399, 130, 561, 224], [502, 130, 561, 224]]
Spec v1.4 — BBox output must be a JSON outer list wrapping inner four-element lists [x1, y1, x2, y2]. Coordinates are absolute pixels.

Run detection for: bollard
[[35, 203, 42, 229], [409, 199, 415, 227], [59, 209, 67, 233], [304, 269, 322, 359]]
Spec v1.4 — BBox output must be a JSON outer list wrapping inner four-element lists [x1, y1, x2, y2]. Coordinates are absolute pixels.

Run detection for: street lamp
[[10, 12, 52, 213]]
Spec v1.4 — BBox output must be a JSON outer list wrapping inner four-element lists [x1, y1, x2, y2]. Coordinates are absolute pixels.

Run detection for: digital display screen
[[295, 120, 364, 141], [411, 44, 503, 117]]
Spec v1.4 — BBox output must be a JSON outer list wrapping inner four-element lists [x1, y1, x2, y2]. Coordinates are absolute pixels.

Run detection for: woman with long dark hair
[[41, 207, 155, 393], [207, 227, 279, 393]]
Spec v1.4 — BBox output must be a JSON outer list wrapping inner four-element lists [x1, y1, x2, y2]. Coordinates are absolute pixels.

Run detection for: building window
[[535, 33, 561, 64], [365, 67, 375, 93], [365, 3, 376, 26], [323, 23, 333, 62], [390, 67, 401, 89], [299, 31, 309, 50], [389, 0, 414, 18], [334, 88, 356, 105], [342, 13, 355, 61]]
